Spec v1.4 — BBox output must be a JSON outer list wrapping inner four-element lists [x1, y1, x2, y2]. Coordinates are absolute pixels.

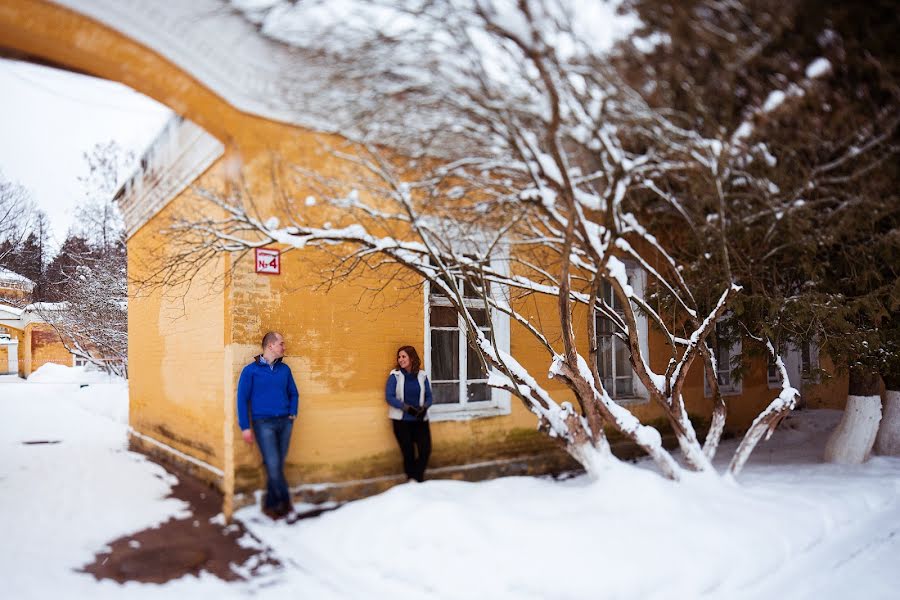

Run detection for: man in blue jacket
[[237, 331, 299, 519]]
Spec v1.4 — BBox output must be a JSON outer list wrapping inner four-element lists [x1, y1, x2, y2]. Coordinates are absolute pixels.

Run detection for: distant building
[[0, 266, 34, 307], [0, 270, 72, 377]]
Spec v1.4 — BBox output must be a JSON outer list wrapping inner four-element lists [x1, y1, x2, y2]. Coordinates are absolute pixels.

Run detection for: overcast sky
[[0, 58, 172, 250]]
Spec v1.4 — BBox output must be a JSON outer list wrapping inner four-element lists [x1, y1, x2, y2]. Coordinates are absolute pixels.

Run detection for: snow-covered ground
[[1, 366, 898, 599]]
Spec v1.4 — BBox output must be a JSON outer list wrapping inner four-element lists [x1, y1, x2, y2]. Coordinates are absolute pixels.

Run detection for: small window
[[594, 265, 648, 401], [705, 321, 742, 396], [428, 276, 491, 406], [800, 342, 819, 379], [72, 354, 89, 368]]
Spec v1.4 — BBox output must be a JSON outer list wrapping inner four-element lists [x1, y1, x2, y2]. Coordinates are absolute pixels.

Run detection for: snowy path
[[1, 369, 899, 599]]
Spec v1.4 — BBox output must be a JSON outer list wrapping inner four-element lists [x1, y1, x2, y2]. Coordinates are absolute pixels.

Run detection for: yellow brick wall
[[127, 197, 228, 482], [24, 322, 71, 377]]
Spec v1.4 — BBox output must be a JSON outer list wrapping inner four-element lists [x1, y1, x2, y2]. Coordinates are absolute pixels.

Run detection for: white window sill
[[612, 396, 650, 407], [428, 403, 511, 422]]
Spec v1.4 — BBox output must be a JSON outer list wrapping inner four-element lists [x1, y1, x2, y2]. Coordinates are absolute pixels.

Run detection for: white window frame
[[423, 255, 511, 422], [705, 320, 743, 397], [594, 263, 650, 405], [72, 354, 90, 368]]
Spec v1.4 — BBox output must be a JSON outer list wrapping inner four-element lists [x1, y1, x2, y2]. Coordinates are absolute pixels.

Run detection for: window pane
[[427, 259, 454, 297], [602, 281, 613, 304], [462, 279, 489, 299], [467, 382, 491, 403], [430, 306, 458, 327], [717, 370, 732, 388], [598, 334, 613, 380], [429, 279, 452, 298], [614, 339, 630, 375], [432, 382, 460, 404], [431, 330, 459, 381], [467, 343, 487, 381], [469, 308, 489, 327], [597, 316, 613, 334], [716, 342, 730, 366], [597, 315, 625, 337], [801, 343, 812, 374], [601, 377, 614, 395], [602, 279, 627, 312], [615, 376, 633, 397]]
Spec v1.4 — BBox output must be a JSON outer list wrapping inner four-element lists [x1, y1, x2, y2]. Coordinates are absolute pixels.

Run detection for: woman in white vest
[[385, 345, 434, 482]]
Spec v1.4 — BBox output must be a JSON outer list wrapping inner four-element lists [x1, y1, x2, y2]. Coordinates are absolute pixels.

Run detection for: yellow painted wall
[[23, 322, 70, 377], [0, 286, 32, 307], [126, 192, 229, 481], [226, 242, 562, 490]]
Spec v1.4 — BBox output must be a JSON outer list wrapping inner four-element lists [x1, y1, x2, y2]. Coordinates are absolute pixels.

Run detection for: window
[[428, 279, 492, 405], [768, 341, 819, 388], [423, 260, 511, 420], [800, 342, 819, 378], [72, 354, 89, 368], [594, 264, 649, 402], [705, 320, 742, 396]]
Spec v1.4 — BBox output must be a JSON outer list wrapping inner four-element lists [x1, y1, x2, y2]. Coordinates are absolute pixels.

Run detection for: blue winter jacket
[[237, 355, 299, 431]]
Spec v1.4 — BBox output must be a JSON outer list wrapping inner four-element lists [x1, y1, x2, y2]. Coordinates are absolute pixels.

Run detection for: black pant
[[392, 419, 431, 482]]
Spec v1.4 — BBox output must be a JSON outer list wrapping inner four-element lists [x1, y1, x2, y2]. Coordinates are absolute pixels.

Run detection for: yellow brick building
[[0, 303, 74, 378], [1, 0, 848, 517]]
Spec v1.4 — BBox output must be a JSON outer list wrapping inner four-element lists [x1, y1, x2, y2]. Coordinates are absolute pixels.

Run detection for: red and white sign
[[255, 248, 281, 275]]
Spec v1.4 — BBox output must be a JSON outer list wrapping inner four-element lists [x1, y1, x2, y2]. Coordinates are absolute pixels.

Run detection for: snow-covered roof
[[25, 302, 70, 313], [115, 115, 223, 238], [53, 0, 364, 132], [55, 0, 635, 134], [0, 267, 34, 291], [0, 303, 25, 318]]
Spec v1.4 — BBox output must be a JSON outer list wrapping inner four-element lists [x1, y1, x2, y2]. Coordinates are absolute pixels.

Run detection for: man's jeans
[[251, 416, 294, 511]]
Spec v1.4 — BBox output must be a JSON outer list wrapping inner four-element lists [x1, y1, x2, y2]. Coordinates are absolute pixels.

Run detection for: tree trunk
[[729, 387, 798, 477], [874, 370, 900, 455], [848, 367, 882, 396], [823, 367, 882, 464]]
